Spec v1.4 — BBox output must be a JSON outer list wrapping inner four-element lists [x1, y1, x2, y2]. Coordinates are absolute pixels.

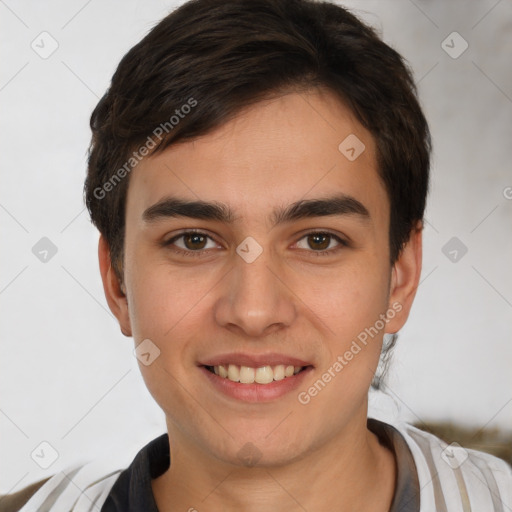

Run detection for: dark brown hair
[[85, 0, 430, 282]]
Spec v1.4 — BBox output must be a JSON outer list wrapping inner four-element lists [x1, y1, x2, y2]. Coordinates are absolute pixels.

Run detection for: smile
[[205, 364, 304, 384], [199, 353, 313, 402]]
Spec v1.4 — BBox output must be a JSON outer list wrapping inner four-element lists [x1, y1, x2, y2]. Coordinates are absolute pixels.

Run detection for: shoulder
[[391, 421, 512, 511], [1, 458, 125, 512], [0, 478, 50, 512], [3, 433, 169, 512]]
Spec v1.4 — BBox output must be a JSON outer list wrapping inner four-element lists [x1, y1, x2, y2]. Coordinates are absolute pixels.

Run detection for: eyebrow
[[142, 194, 371, 227]]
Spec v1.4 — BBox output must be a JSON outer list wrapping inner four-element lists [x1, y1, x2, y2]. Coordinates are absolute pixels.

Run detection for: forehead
[[126, 90, 389, 228]]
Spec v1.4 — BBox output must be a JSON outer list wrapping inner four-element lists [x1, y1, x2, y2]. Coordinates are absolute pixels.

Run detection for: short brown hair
[[85, 0, 431, 281]]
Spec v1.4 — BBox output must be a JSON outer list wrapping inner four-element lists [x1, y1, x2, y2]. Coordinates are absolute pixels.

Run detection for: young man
[[5, 0, 511, 510]]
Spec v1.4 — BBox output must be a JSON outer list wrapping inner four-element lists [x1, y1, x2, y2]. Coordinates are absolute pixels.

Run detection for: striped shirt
[[8, 419, 512, 511]]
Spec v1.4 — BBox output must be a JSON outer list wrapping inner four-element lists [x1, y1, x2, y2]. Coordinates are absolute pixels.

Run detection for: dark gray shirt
[[101, 418, 420, 511]]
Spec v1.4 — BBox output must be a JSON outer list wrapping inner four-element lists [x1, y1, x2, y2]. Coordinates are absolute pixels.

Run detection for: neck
[[152, 414, 396, 512]]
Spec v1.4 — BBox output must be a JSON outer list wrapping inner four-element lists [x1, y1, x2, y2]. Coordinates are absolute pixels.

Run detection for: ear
[[98, 235, 132, 337], [385, 222, 423, 334]]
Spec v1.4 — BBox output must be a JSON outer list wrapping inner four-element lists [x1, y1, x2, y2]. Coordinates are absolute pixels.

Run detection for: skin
[[99, 89, 422, 511]]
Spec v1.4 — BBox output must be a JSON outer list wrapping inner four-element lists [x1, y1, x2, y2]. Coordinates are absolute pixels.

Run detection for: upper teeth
[[212, 364, 302, 384]]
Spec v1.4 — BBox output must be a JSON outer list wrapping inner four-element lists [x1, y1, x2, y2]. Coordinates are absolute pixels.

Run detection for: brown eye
[[307, 233, 331, 250], [295, 231, 347, 255], [164, 231, 218, 255], [183, 233, 208, 250]]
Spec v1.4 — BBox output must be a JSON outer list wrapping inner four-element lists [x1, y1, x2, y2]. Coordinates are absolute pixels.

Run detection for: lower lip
[[200, 366, 313, 403]]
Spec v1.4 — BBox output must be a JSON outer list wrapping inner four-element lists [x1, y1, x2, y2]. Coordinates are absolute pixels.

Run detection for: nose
[[213, 243, 297, 338]]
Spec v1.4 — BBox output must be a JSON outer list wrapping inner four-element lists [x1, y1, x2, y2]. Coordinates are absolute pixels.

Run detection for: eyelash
[[163, 229, 348, 258]]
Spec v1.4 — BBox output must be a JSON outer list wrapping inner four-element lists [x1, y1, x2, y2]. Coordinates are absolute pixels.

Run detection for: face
[[100, 89, 421, 467]]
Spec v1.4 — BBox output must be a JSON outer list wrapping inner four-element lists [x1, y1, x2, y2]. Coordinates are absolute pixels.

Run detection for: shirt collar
[[103, 418, 420, 511]]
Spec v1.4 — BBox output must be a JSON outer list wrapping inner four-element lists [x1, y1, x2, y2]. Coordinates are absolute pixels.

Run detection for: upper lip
[[199, 352, 313, 368]]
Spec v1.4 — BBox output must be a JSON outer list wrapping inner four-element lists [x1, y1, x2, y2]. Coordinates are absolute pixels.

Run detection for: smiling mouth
[[204, 364, 310, 384]]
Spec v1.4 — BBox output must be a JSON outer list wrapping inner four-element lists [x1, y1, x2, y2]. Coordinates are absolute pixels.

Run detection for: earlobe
[[98, 235, 132, 337], [386, 222, 423, 334]]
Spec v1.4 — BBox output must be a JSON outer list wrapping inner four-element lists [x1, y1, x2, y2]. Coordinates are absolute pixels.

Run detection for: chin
[[205, 432, 309, 469]]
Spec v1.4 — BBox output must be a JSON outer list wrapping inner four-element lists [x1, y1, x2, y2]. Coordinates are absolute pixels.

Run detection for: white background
[[1, 0, 511, 493]]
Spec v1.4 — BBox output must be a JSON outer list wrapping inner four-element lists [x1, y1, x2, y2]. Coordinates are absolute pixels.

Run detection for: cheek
[[294, 260, 390, 341], [295, 263, 391, 409], [125, 242, 210, 340], [126, 260, 207, 418], [124, 248, 215, 387], [293, 265, 390, 417]]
